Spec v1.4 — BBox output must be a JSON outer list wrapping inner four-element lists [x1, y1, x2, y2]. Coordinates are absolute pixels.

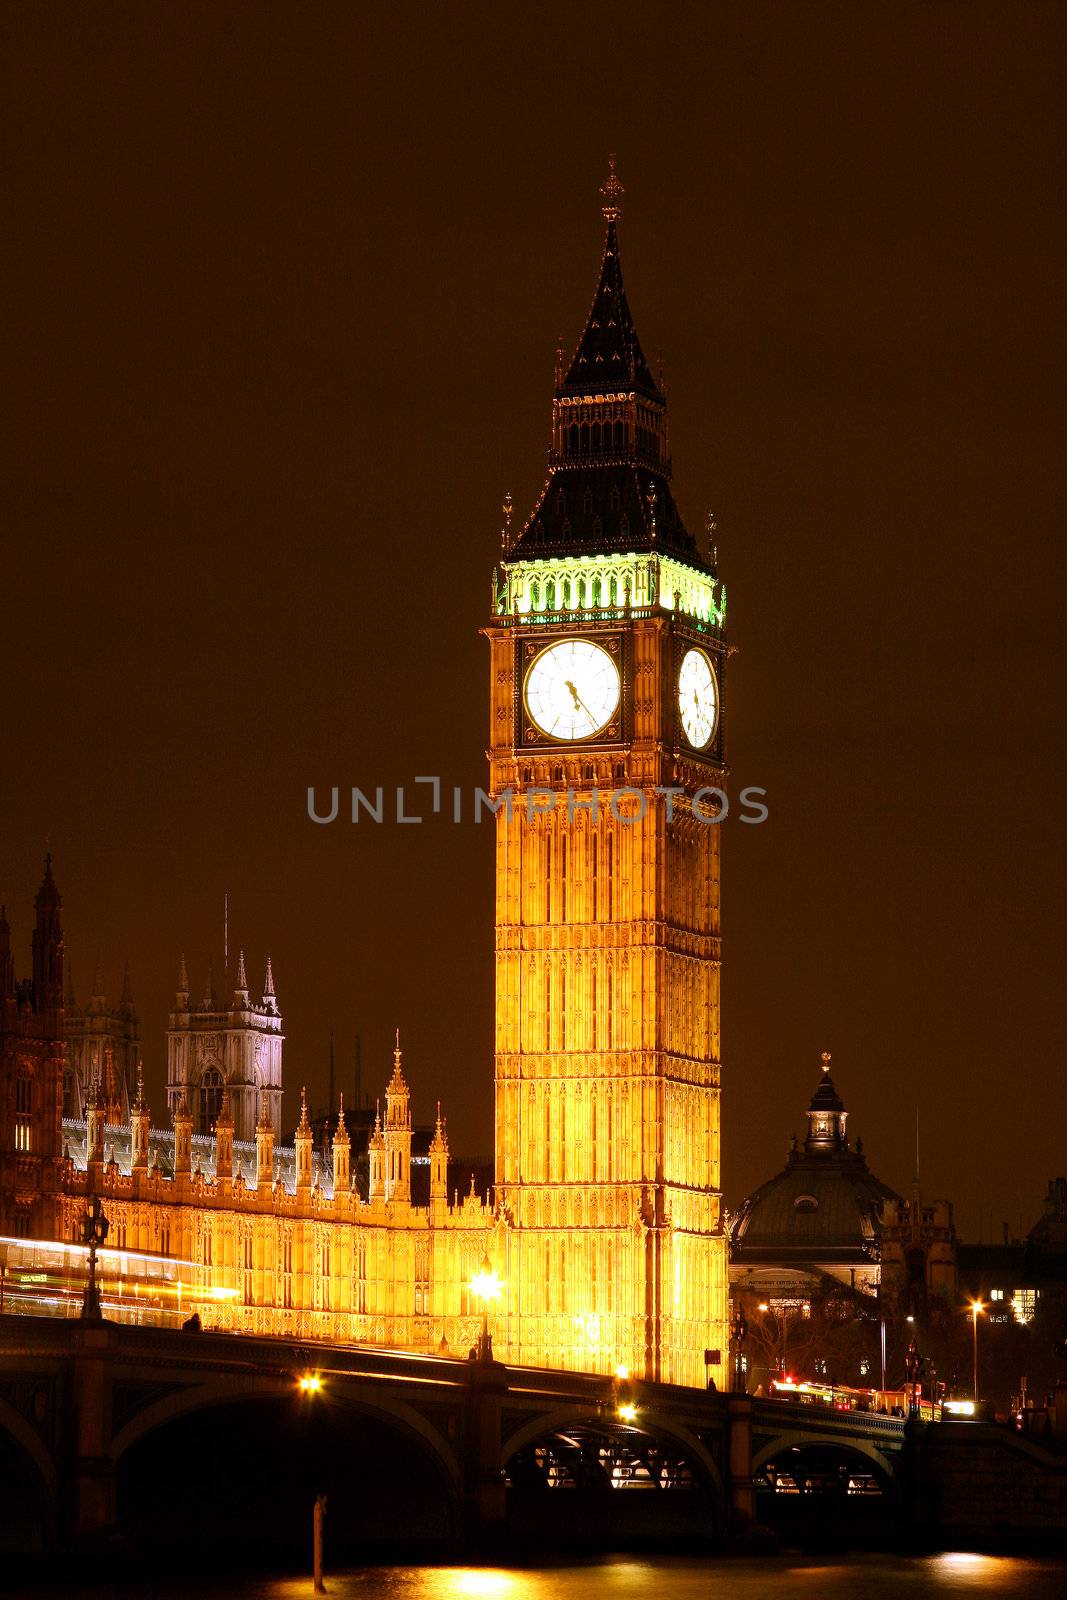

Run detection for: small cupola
[[805, 1050, 849, 1151]]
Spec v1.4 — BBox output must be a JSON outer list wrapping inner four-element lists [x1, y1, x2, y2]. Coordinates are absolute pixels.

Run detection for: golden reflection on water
[[268, 1554, 1065, 1600]]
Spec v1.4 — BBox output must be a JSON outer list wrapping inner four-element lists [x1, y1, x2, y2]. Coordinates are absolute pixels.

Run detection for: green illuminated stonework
[[494, 552, 726, 630]]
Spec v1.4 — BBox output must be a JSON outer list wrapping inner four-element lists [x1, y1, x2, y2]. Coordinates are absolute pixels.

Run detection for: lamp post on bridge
[[469, 1251, 502, 1361], [80, 1194, 109, 1321], [730, 1309, 748, 1392], [969, 1299, 985, 1405]]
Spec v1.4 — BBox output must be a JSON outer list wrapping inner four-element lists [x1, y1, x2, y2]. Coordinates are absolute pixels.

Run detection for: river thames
[[22, 1552, 1064, 1600]]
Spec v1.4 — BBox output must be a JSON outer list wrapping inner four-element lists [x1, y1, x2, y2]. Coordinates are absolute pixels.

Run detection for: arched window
[[562, 578, 571, 608], [530, 580, 540, 609], [580, 423, 589, 454], [199, 1068, 224, 1135], [614, 420, 625, 451], [545, 579, 556, 611], [592, 576, 602, 606], [609, 575, 618, 606], [15, 1074, 32, 1153], [591, 422, 601, 451]]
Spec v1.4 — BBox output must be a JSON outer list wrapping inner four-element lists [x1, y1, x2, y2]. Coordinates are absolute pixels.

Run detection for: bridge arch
[[751, 1430, 896, 1482], [110, 1375, 462, 1502], [503, 1406, 723, 1500], [0, 1394, 59, 1552], [112, 1376, 463, 1554]]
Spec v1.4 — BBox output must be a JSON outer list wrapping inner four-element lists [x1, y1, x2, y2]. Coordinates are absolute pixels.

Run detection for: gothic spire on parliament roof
[[35, 853, 61, 912], [388, 1027, 408, 1095]]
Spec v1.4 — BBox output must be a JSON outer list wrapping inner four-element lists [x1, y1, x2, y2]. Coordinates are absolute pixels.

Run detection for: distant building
[[730, 1052, 901, 1311], [166, 950, 283, 1143], [64, 963, 139, 1121], [956, 1176, 1067, 1328], [878, 1191, 958, 1314]]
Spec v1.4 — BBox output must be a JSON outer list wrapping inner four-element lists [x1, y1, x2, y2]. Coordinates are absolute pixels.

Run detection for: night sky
[[3, 3, 1064, 1238]]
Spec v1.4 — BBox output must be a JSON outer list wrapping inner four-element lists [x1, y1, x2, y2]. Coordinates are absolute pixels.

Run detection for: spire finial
[[501, 491, 513, 554], [297, 1084, 310, 1133], [599, 153, 624, 222], [820, 1049, 832, 1074], [134, 1060, 146, 1112], [236, 947, 248, 991], [263, 953, 276, 1002], [336, 1091, 347, 1136]]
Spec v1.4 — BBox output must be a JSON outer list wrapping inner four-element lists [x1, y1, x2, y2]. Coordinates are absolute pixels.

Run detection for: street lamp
[[969, 1300, 985, 1405], [730, 1309, 748, 1392], [469, 1251, 502, 1361], [80, 1195, 109, 1321]]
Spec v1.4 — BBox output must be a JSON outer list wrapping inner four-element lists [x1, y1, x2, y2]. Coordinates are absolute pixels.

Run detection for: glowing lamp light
[[615, 1364, 630, 1381], [617, 1403, 638, 1423], [469, 1254, 503, 1304], [298, 1373, 322, 1395], [757, 1302, 770, 1312]]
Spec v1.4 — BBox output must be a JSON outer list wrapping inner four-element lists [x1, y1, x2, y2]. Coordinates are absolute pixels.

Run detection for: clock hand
[[564, 679, 596, 721]]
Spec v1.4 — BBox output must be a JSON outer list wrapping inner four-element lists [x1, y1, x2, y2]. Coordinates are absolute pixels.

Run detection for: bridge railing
[[753, 1397, 906, 1438]]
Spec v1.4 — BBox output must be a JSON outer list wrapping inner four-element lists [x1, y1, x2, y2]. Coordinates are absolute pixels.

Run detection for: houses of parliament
[[0, 172, 731, 1388]]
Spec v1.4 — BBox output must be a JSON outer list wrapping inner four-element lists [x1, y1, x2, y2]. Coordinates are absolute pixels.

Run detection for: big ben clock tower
[[487, 164, 730, 1387]]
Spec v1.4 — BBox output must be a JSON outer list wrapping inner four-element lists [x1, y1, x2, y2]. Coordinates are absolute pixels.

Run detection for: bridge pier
[[461, 1358, 507, 1544], [727, 1392, 756, 1528], [67, 1324, 116, 1546]]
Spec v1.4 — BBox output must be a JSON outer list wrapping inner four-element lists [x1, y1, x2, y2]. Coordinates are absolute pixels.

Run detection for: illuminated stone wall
[[487, 596, 730, 1388]]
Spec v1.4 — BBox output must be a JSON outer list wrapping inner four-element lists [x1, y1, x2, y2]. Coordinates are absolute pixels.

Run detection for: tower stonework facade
[[0, 860, 66, 1237], [488, 177, 730, 1386], [166, 950, 283, 1143]]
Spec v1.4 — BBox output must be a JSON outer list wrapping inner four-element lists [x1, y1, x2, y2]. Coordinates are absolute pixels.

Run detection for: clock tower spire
[[487, 171, 729, 1388]]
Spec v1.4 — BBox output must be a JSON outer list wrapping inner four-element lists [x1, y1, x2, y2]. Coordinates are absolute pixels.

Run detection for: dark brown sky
[[3, 2, 1064, 1238]]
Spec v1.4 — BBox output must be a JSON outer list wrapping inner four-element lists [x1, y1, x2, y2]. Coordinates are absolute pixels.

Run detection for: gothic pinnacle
[[599, 152, 624, 222]]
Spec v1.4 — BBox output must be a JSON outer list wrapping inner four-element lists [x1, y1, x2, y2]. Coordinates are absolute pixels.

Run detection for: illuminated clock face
[[524, 638, 621, 741], [678, 648, 718, 749]]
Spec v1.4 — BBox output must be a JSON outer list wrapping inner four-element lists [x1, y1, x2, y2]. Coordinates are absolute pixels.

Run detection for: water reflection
[[263, 1553, 1066, 1600]]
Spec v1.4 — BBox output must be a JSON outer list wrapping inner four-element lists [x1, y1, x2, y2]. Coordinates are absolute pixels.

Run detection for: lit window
[[1011, 1289, 1038, 1325], [990, 1288, 1004, 1301]]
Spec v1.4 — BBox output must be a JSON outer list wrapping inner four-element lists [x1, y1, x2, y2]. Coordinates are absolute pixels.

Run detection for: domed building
[[730, 1053, 902, 1311]]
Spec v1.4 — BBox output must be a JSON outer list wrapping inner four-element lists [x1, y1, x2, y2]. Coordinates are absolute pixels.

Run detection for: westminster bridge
[[0, 1316, 1063, 1558]]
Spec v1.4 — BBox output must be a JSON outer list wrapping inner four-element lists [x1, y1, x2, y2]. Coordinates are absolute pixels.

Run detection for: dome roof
[[731, 1054, 901, 1267]]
